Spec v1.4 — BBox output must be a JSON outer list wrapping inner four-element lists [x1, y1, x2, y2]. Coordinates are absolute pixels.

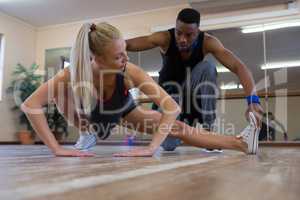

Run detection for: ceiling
[[1, 0, 293, 28], [190, 0, 292, 14], [0, 0, 188, 27]]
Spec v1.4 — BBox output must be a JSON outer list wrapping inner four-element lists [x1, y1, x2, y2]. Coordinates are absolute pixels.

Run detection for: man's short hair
[[176, 8, 200, 26]]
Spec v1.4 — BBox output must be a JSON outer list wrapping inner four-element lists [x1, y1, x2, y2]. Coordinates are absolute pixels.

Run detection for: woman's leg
[[122, 106, 247, 153]]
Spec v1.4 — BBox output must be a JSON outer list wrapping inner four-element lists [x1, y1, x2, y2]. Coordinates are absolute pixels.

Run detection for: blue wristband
[[246, 95, 260, 105]]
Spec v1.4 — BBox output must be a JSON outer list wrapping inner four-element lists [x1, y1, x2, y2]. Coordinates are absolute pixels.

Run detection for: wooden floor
[[0, 145, 299, 200]]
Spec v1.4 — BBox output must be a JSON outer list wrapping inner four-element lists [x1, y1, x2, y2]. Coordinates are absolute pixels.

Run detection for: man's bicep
[[205, 36, 237, 69], [148, 31, 169, 50], [126, 35, 157, 51]]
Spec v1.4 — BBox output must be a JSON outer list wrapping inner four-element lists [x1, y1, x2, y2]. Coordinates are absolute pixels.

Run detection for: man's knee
[[188, 61, 217, 91], [161, 121, 185, 151], [193, 60, 217, 78]]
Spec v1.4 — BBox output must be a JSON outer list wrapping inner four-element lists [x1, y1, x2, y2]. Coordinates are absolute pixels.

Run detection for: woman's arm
[[21, 69, 94, 157], [125, 63, 181, 150]]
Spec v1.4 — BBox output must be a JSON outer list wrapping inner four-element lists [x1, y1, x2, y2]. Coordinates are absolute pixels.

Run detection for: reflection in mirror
[[45, 47, 71, 81], [128, 49, 162, 99], [262, 21, 300, 141]]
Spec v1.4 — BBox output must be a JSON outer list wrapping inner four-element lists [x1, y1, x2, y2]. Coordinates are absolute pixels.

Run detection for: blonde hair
[[70, 22, 122, 116]]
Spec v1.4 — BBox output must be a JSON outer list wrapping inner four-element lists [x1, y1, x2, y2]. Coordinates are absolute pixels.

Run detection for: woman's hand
[[53, 147, 95, 157], [113, 146, 157, 157]]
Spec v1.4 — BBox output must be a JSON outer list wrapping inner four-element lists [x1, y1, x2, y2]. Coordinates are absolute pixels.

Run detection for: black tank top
[[85, 72, 136, 139], [159, 28, 205, 93]]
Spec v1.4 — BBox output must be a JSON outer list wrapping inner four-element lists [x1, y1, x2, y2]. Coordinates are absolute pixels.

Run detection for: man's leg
[[157, 95, 182, 151], [189, 60, 221, 152], [160, 60, 218, 151], [189, 60, 217, 130]]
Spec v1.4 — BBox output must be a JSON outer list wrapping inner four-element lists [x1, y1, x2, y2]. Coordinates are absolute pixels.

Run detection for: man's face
[[175, 20, 199, 52]]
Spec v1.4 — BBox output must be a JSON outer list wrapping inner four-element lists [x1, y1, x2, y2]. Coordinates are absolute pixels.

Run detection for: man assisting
[[126, 8, 263, 151]]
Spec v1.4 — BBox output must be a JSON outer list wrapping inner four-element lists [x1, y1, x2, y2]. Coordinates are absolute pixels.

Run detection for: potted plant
[[6, 63, 43, 144]]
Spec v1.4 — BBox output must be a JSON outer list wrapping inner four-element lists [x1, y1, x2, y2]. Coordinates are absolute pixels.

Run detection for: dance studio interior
[[0, 0, 299, 199]]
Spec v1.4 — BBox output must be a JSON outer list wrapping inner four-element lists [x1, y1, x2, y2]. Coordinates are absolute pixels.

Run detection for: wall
[[1, 1, 300, 141], [35, 2, 300, 142], [0, 11, 36, 141], [35, 4, 189, 70], [35, 1, 300, 69]]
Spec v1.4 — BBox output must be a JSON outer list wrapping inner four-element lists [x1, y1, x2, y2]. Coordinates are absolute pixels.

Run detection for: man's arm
[[126, 31, 170, 52], [203, 33, 263, 124], [203, 34, 256, 96]]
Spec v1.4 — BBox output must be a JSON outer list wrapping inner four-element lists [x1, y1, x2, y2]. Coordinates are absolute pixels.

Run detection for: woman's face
[[92, 38, 129, 72]]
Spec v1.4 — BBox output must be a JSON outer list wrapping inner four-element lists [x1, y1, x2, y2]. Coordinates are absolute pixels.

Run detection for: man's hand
[[53, 147, 95, 157], [246, 103, 263, 127], [113, 146, 157, 157]]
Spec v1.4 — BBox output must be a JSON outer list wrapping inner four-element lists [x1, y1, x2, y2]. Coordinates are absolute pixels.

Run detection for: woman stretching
[[21, 22, 259, 157]]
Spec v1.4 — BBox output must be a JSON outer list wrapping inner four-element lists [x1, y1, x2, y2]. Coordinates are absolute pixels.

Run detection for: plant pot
[[18, 130, 34, 145], [53, 132, 64, 143]]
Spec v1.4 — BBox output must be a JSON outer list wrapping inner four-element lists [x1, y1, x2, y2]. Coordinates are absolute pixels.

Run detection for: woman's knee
[[170, 120, 189, 138]]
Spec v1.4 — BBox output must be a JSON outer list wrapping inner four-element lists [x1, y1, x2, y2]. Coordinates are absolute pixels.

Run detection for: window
[[0, 34, 4, 101]]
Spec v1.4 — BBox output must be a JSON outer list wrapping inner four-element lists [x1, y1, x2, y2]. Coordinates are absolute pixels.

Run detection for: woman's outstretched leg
[[122, 107, 259, 154], [169, 120, 247, 153]]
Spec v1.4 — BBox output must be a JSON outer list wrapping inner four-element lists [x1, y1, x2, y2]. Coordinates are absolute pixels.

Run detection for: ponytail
[[70, 23, 94, 116]]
